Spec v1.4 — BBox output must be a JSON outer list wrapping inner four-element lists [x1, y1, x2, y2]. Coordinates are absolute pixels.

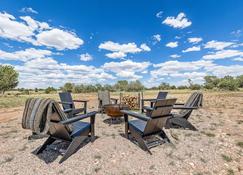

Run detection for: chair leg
[[36, 136, 56, 154], [59, 136, 87, 163], [124, 114, 129, 138], [166, 117, 197, 131], [130, 128, 152, 154], [159, 130, 170, 143]]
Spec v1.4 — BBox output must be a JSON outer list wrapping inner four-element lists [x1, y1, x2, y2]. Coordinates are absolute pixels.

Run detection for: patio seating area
[[0, 91, 242, 174], [21, 91, 204, 163]]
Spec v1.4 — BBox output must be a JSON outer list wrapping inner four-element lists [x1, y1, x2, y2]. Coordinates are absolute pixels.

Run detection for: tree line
[[1, 65, 243, 94]]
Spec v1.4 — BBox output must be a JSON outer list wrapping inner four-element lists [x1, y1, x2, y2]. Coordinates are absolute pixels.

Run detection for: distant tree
[[188, 79, 201, 90], [177, 85, 188, 89], [217, 76, 238, 91], [170, 85, 176, 89], [236, 75, 243, 88], [95, 83, 103, 91], [0, 65, 19, 94], [45, 87, 56, 94], [204, 76, 220, 89], [62, 82, 74, 92], [127, 80, 144, 91], [114, 80, 129, 91], [158, 82, 171, 90], [34, 88, 38, 92], [103, 84, 115, 92]]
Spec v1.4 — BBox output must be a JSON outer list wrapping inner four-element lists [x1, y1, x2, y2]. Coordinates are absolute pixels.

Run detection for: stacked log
[[121, 95, 139, 110]]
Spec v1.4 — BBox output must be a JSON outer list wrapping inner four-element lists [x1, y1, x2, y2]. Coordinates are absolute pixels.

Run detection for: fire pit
[[104, 104, 129, 118]]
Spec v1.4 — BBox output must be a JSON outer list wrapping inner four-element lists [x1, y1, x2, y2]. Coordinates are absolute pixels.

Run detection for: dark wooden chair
[[165, 92, 203, 131], [121, 98, 177, 154], [141, 91, 168, 113], [35, 100, 96, 163], [59, 92, 88, 118], [98, 91, 118, 113]]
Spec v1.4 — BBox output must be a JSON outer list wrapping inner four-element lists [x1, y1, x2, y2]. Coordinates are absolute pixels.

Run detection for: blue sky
[[0, 0, 243, 88]]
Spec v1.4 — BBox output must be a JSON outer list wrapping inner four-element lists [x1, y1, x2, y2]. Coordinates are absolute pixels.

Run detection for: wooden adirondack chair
[[141, 91, 168, 112], [59, 92, 88, 118], [97, 91, 118, 113], [22, 98, 97, 163], [121, 98, 177, 154], [165, 92, 203, 131]]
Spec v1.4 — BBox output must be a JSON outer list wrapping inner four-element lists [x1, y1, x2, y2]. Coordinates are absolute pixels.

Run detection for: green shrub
[[218, 79, 238, 91], [45, 87, 56, 94]]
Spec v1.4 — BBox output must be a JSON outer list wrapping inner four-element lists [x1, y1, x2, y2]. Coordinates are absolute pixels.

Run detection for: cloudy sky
[[0, 0, 243, 88]]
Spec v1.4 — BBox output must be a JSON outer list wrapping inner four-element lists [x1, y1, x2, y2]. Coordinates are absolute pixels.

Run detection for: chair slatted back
[[179, 92, 203, 119], [144, 98, 177, 135], [98, 91, 111, 106], [59, 92, 75, 110], [156, 91, 168, 99], [22, 98, 72, 141]]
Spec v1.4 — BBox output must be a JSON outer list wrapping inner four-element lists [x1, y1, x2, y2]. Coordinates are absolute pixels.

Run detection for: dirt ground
[[0, 91, 242, 175]]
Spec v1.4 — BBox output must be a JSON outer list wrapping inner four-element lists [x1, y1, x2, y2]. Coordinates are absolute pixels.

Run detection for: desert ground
[[0, 90, 242, 175]]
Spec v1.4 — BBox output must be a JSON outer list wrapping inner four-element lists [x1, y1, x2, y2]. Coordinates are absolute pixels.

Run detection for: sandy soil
[[0, 92, 242, 175]]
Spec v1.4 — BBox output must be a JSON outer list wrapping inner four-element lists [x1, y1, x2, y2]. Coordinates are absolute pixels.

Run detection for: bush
[[204, 76, 219, 89], [158, 82, 171, 90], [190, 84, 201, 90], [62, 82, 74, 92], [218, 79, 238, 91], [177, 85, 188, 89], [45, 87, 56, 94], [127, 80, 144, 92]]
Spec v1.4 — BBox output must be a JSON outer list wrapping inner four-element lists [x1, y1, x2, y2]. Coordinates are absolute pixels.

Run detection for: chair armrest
[[58, 101, 73, 105], [173, 106, 198, 110], [63, 109, 73, 113], [73, 100, 89, 103], [111, 98, 118, 101], [142, 98, 157, 102], [121, 110, 150, 121], [111, 98, 118, 104], [143, 106, 153, 111], [60, 111, 97, 125], [175, 103, 185, 105]]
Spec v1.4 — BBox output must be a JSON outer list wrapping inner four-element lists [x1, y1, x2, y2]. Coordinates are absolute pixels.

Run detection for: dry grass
[[0, 90, 243, 174]]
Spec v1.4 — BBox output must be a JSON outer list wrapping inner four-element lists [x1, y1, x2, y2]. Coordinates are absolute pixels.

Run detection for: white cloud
[[156, 11, 163, 18], [140, 43, 151, 51], [20, 7, 38, 14], [182, 46, 201, 53], [152, 34, 161, 44], [233, 57, 243, 61], [162, 12, 192, 29], [166, 41, 178, 48], [35, 28, 84, 50], [203, 49, 243, 60], [106, 52, 127, 59], [99, 41, 142, 53], [170, 54, 181, 58], [0, 11, 84, 50], [14, 57, 115, 88], [205, 64, 243, 77], [80, 53, 93, 61], [188, 37, 202, 44], [103, 60, 151, 80], [99, 41, 150, 59], [150, 60, 215, 86], [231, 29, 242, 37], [204, 40, 234, 50], [20, 16, 50, 31], [0, 12, 35, 43], [150, 58, 243, 86], [0, 48, 52, 62]]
